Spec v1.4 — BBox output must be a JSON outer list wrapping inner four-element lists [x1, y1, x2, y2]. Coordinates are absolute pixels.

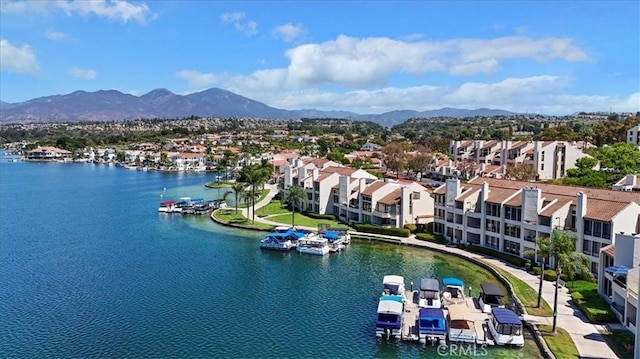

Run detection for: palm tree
[[238, 165, 261, 223], [284, 184, 306, 227], [231, 182, 246, 215], [523, 237, 553, 308], [242, 190, 255, 221]]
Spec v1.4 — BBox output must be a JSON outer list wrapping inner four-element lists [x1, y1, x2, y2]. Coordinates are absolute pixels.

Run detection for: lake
[[0, 157, 541, 358]]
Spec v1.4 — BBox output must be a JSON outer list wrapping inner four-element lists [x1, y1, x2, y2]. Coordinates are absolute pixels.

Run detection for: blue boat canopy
[[492, 308, 521, 326], [605, 265, 629, 276], [442, 278, 464, 287], [420, 278, 439, 291], [380, 295, 404, 303], [324, 232, 339, 240], [419, 308, 445, 319]]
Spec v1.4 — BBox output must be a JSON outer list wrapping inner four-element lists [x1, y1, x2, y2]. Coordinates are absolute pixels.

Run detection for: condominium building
[[628, 124, 640, 147], [598, 233, 639, 338], [449, 140, 594, 180], [281, 158, 434, 228], [26, 146, 72, 161], [433, 177, 640, 274]]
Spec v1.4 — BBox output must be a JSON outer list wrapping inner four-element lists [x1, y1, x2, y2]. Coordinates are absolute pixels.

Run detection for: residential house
[[628, 124, 640, 147], [361, 142, 382, 151], [26, 146, 72, 161], [613, 174, 640, 192], [433, 177, 640, 274]]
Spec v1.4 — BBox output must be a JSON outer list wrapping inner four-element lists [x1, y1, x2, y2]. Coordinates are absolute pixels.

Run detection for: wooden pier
[[464, 297, 494, 345], [401, 290, 420, 341]]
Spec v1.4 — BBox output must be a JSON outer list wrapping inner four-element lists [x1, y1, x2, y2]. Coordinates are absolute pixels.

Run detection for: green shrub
[[415, 233, 447, 244], [352, 223, 411, 237], [567, 280, 616, 323], [403, 223, 418, 233], [532, 266, 542, 276], [466, 245, 527, 267], [302, 212, 337, 220]]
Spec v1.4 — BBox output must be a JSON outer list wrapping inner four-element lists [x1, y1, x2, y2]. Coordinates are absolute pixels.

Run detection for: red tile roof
[[361, 181, 388, 196], [378, 188, 401, 205]]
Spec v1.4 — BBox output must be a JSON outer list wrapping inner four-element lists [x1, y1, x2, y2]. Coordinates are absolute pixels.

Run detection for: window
[[504, 206, 522, 221], [541, 163, 544, 171], [504, 239, 520, 256], [486, 203, 501, 217], [584, 219, 612, 239], [504, 223, 521, 238], [485, 219, 501, 233], [412, 192, 420, 200], [583, 239, 591, 256]]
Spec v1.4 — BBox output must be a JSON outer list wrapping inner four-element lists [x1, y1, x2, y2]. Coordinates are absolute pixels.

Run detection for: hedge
[[531, 267, 578, 282], [403, 223, 418, 233], [415, 232, 447, 244], [352, 223, 411, 237], [302, 212, 337, 220], [466, 245, 528, 267], [568, 281, 617, 323]]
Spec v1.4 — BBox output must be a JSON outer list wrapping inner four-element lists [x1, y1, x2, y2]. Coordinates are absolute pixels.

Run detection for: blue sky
[[1, 0, 638, 115]]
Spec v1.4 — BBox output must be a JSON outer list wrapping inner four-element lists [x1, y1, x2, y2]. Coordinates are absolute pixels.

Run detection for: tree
[[284, 184, 306, 227], [237, 164, 264, 223], [504, 163, 538, 181], [383, 141, 409, 178], [231, 182, 246, 215], [523, 237, 553, 308], [594, 142, 640, 174]]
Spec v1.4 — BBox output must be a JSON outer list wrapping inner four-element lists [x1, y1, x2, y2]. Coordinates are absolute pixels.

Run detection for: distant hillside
[[0, 88, 519, 125]]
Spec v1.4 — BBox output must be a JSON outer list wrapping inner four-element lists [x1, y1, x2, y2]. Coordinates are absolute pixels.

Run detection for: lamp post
[[552, 264, 562, 334]]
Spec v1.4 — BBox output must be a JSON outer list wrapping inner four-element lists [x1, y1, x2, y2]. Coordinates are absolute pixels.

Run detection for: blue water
[[0, 159, 540, 358]]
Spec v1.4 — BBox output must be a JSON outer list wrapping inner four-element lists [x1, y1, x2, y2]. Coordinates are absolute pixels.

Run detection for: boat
[[417, 307, 447, 344], [441, 277, 465, 307], [381, 275, 407, 303], [418, 278, 441, 309], [321, 230, 349, 252], [260, 230, 305, 251], [447, 304, 476, 344], [319, 227, 350, 244], [296, 234, 330, 256], [478, 282, 506, 313], [375, 296, 403, 339], [158, 200, 177, 213], [488, 308, 524, 347]]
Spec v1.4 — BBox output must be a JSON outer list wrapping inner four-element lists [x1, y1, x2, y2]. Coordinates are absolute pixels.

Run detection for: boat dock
[[399, 291, 494, 345]]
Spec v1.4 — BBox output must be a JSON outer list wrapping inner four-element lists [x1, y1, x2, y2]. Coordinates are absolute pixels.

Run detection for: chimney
[[481, 181, 489, 202]]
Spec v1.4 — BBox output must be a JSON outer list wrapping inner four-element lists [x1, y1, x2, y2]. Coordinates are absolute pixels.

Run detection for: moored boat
[[488, 308, 524, 347], [418, 278, 441, 309], [260, 230, 305, 251], [375, 296, 403, 339], [446, 304, 476, 344], [158, 200, 177, 212], [382, 275, 407, 303], [417, 307, 447, 344], [478, 282, 506, 313], [441, 277, 465, 307], [295, 234, 330, 256]]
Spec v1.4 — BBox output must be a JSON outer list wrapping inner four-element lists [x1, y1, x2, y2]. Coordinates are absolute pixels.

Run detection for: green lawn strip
[[256, 200, 290, 217], [205, 180, 235, 188], [233, 189, 269, 209], [212, 208, 275, 231], [601, 329, 636, 359], [566, 280, 617, 323], [490, 265, 553, 317], [538, 325, 580, 359], [267, 212, 346, 228]]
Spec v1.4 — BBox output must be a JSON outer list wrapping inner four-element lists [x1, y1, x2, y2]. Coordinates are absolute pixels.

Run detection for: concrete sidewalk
[[241, 185, 618, 358]]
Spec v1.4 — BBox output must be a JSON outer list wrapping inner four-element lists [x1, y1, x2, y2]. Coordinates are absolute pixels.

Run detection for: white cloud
[[220, 11, 257, 36], [175, 70, 218, 89], [1, 0, 154, 24], [0, 39, 40, 74], [46, 31, 67, 41], [69, 67, 97, 80], [272, 23, 306, 42]]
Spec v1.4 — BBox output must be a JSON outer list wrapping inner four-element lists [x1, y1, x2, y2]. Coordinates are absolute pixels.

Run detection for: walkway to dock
[[240, 184, 618, 359]]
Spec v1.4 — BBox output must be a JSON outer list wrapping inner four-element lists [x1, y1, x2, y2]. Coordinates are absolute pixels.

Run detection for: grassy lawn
[[490, 265, 553, 317], [211, 209, 275, 231], [538, 325, 580, 359], [267, 212, 347, 229], [229, 189, 269, 209], [602, 330, 636, 359], [204, 180, 235, 188], [256, 200, 290, 217], [566, 280, 617, 323]]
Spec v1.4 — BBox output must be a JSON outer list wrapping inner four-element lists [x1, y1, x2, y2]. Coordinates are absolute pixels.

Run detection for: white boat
[[296, 234, 330, 256], [375, 296, 403, 339], [478, 282, 506, 313], [418, 278, 441, 309], [441, 277, 465, 307], [447, 304, 476, 344], [158, 200, 177, 213], [260, 230, 304, 251], [381, 275, 407, 303], [488, 308, 524, 347]]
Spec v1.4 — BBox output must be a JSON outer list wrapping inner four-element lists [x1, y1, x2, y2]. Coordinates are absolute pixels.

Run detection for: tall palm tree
[[284, 184, 307, 227], [231, 182, 246, 215], [523, 236, 553, 308], [242, 190, 255, 221]]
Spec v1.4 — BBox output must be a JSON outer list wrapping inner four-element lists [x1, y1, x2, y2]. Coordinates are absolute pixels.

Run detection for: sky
[[0, 1, 639, 115]]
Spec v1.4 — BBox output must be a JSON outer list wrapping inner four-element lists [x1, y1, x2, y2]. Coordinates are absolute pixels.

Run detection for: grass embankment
[[256, 200, 290, 216], [566, 280, 617, 323], [205, 180, 235, 188], [255, 200, 347, 229], [211, 208, 275, 231], [491, 265, 553, 317], [602, 330, 636, 359], [538, 325, 580, 359]]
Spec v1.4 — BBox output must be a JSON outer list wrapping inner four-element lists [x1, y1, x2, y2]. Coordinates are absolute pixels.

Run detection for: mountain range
[[0, 88, 518, 126]]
